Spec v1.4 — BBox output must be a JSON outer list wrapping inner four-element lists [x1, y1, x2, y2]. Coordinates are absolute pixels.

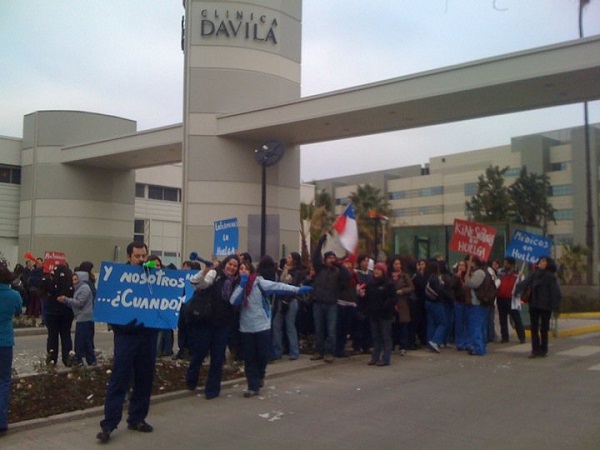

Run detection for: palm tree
[[558, 244, 588, 285], [349, 184, 392, 259]]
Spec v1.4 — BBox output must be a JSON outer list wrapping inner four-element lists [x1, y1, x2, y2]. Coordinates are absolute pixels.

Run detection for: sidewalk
[[8, 313, 600, 434]]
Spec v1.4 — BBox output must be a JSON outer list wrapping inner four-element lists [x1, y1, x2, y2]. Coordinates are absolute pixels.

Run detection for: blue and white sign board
[[93, 262, 198, 329], [505, 229, 552, 264], [214, 217, 238, 257]]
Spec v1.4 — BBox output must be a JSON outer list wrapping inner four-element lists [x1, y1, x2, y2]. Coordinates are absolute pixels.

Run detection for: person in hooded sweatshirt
[[58, 271, 97, 366]]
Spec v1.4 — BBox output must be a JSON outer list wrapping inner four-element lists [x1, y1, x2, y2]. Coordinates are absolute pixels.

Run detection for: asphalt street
[[4, 330, 600, 450]]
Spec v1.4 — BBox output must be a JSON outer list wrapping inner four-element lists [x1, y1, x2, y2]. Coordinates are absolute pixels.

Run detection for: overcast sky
[[1, 0, 599, 181]]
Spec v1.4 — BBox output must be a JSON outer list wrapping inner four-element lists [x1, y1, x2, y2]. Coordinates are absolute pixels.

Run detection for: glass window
[[11, 168, 20, 184], [550, 185, 572, 196], [135, 183, 145, 198], [0, 167, 10, 183], [554, 209, 574, 221], [550, 162, 568, 172], [163, 187, 179, 202], [148, 185, 162, 200], [134, 219, 145, 234], [464, 183, 477, 196]]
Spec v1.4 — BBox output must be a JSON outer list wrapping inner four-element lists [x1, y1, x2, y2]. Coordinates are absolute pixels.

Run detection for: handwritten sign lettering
[[449, 219, 497, 261]]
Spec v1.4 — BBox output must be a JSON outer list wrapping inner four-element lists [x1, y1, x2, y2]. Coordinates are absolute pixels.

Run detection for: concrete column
[[181, 0, 302, 261]]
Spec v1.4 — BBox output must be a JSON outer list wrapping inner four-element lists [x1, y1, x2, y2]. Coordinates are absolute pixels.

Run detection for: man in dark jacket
[[310, 235, 344, 363], [97, 242, 158, 443]]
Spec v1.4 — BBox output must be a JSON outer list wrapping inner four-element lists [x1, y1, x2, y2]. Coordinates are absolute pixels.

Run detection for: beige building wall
[[18, 111, 137, 265]]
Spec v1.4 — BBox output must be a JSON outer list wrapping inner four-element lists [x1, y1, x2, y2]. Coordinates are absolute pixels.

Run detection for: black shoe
[[127, 420, 153, 433], [243, 390, 259, 398], [96, 429, 111, 443]]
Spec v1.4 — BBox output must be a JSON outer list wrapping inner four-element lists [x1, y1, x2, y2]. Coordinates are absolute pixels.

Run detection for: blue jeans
[[74, 321, 96, 365], [101, 330, 158, 431], [241, 330, 272, 392], [272, 298, 299, 359], [0, 346, 12, 430], [444, 302, 454, 345], [467, 305, 489, 355], [454, 303, 470, 350], [370, 317, 393, 364], [186, 323, 231, 398], [425, 300, 447, 346], [312, 302, 337, 356]]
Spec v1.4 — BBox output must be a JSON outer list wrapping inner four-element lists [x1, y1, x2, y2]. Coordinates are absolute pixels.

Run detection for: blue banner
[[505, 229, 552, 264], [93, 262, 198, 329], [213, 217, 238, 257]]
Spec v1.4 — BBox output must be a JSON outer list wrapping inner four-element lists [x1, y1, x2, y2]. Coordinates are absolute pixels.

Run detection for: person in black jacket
[[42, 264, 74, 366], [97, 242, 158, 443], [310, 234, 344, 363], [516, 256, 561, 358], [359, 262, 396, 366]]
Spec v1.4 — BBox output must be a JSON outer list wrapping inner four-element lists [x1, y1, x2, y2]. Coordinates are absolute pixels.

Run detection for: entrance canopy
[[62, 36, 600, 169]]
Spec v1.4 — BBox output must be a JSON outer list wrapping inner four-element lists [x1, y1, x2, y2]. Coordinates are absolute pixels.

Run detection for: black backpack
[[476, 271, 497, 307]]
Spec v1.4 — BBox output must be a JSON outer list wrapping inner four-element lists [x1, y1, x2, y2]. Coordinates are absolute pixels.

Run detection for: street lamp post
[[254, 140, 285, 258]]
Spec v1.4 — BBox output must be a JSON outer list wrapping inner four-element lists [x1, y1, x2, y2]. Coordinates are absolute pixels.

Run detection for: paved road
[[4, 331, 600, 449], [13, 325, 116, 375]]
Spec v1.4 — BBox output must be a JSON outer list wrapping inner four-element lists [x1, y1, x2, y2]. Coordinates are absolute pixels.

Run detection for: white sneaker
[[428, 341, 441, 353]]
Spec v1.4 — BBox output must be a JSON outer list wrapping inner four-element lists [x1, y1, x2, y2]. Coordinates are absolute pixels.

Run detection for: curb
[[7, 356, 356, 434]]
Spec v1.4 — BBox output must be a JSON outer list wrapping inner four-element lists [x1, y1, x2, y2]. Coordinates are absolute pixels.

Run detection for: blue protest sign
[[93, 262, 198, 329], [213, 217, 238, 257], [505, 229, 552, 264]]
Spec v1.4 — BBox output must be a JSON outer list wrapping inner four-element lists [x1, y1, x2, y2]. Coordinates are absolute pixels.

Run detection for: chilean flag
[[332, 204, 359, 253]]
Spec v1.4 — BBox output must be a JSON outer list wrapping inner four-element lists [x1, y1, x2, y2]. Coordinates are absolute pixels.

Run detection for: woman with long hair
[[230, 256, 311, 397], [272, 252, 307, 361], [388, 256, 414, 356], [186, 255, 240, 399], [516, 256, 561, 358]]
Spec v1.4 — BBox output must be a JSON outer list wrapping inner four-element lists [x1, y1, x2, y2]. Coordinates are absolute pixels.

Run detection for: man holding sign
[[97, 242, 158, 444]]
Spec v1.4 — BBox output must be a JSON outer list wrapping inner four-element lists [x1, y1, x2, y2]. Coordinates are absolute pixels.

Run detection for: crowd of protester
[[0, 239, 562, 441]]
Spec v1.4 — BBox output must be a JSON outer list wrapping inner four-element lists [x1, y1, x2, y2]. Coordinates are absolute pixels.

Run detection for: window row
[[136, 183, 181, 202], [0, 166, 21, 185], [388, 186, 443, 200], [393, 205, 444, 217]]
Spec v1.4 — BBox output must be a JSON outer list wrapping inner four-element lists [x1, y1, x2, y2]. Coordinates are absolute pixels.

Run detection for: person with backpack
[[465, 257, 493, 356], [185, 255, 240, 398], [230, 257, 312, 397], [496, 257, 526, 344]]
